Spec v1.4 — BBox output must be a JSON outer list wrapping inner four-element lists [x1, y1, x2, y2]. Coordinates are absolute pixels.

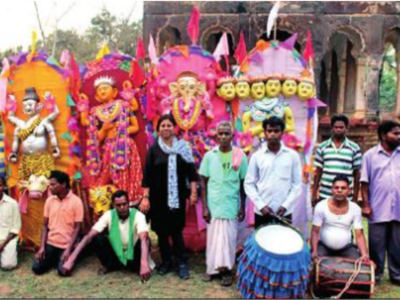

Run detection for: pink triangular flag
[[187, 7, 200, 45], [148, 35, 158, 65], [213, 32, 230, 62]]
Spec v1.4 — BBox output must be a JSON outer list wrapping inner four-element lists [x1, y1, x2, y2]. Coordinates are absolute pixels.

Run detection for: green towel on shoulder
[[109, 208, 137, 266]]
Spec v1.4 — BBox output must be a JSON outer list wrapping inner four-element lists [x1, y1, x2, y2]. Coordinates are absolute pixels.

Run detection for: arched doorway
[[320, 27, 366, 117], [202, 28, 235, 71], [380, 28, 400, 118], [158, 26, 182, 55]]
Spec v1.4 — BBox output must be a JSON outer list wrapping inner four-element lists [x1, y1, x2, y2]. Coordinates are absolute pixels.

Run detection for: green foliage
[[0, 7, 142, 66], [379, 45, 397, 113]]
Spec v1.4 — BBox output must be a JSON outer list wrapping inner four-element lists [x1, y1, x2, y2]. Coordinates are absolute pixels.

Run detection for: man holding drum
[[245, 117, 302, 228], [311, 175, 369, 260]]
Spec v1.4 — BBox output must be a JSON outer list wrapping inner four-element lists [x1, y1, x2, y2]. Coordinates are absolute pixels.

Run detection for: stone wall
[[144, 1, 399, 149]]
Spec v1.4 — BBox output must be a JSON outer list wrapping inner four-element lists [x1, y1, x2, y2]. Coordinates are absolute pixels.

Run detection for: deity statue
[[242, 75, 296, 140], [265, 74, 282, 98], [282, 77, 299, 98], [235, 76, 251, 100], [297, 78, 316, 101], [216, 77, 236, 102], [79, 76, 143, 204], [7, 87, 60, 181], [249, 77, 266, 101], [161, 71, 214, 133]]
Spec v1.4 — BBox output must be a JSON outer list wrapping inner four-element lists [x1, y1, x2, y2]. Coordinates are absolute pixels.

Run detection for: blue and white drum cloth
[[237, 224, 311, 299]]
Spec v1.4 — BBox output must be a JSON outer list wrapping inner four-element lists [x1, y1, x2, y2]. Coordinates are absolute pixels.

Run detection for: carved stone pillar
[[337, 54, 347, 114], [353, 57, 367, 119], [365, 54, 383, 121]]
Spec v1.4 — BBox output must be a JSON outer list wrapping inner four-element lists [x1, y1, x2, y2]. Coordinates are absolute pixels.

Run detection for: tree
[[379, 44, 397, 113]]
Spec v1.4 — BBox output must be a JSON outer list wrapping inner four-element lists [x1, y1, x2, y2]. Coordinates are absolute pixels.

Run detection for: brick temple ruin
[[143, 1, 400, 150]]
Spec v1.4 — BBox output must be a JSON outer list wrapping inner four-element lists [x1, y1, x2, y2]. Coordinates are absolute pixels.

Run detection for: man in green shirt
[[200, 121, 248, 286]]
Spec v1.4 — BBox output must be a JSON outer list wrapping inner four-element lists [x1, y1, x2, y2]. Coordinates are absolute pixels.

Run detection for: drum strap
[[311, 255, 369, 299]]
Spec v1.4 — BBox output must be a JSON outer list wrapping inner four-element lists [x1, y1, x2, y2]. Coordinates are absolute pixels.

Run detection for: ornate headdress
[[217, 76, 236, 87], [236, 76, 250, 83], [94, 76, 116, 88]]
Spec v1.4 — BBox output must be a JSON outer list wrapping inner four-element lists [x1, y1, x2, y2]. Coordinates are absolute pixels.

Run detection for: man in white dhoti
[[200, 121, 248, 286], [0, 176, 21, 270]]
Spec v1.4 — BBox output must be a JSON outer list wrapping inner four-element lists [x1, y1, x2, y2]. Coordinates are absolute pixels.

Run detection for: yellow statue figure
[[79, 76, 143, 204], [297, 70, 316, 101], [216, 77, 236, 102], [235, 76, 251, 100], [297, 80, 315, 101], [161, 71, 213, 132], [250, 77, 266, 100], [282, 77, 299, 98], [265, 74, 282, 98], [242, 75, 295, 140]]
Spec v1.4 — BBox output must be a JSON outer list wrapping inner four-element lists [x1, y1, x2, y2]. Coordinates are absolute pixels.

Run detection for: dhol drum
[[313, 256, 375, 299], [236, 224, 311, 299]]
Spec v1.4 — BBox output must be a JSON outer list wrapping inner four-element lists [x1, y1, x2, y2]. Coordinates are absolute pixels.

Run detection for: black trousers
[[93, 233, 142, 272], [32, 244, 65, 276], [369, 221, 400, 282], [255, 213, 292, 229], [317, 242, 361, 259], [157, 230, 187, 266]]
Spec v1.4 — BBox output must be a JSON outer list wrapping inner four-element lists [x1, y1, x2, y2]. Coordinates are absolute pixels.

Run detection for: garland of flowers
[[172, 98, 202, 131]]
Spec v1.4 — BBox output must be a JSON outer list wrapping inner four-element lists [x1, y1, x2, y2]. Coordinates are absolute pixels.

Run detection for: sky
[[0, 0, 144, 51]]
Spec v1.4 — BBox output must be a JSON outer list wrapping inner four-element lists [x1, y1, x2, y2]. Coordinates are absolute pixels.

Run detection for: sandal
[[202, 273, 213, 282], [220, 273, 234, 287]]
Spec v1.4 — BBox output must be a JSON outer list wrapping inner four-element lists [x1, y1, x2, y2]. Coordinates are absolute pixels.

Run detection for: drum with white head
[[237, 224, 311, 299], [255, 224, 304, 255]]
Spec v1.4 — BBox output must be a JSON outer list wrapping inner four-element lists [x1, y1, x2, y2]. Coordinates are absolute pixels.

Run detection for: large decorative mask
[[282, 79, 298, 98], [265, 77, 282, 98], [297, 80, 315, 101], [94, 76, 118, 103], [169, 72, 206, 112], [250, 80, 266, 100], [216, 77, 236, 102], [89, 185, 117, 215], [235, 77, 250, 99]]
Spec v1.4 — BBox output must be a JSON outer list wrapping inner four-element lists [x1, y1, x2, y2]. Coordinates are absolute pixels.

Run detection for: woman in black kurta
[[141, 115, 198, 280]]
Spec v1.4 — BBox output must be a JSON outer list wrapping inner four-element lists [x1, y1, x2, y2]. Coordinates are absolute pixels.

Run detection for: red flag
[[69, 53, 81, 98], [136, 36, 145, 61], [234, 31, 247, 65], [187, 6, 200, 45], [131, 60, 145, 88], [303, 30, 314, 62]]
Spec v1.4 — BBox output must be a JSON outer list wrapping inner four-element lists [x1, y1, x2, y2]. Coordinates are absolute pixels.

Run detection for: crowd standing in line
[[0, 114, 399, 288]]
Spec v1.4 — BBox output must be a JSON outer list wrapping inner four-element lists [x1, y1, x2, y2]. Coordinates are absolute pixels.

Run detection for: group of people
[[0, 113, 399, 289]]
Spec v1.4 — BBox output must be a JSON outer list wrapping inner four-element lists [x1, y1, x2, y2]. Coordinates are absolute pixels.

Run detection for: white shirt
[[0, 194, 21, 242], [93, 209, 155, 268], [313, 199, 363, 250], [244, 143, 302, 216]]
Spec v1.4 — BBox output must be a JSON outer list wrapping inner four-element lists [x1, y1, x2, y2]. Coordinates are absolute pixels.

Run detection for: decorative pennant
[[96, 44, 110, 60], [148, 35, 158, 65], [66, 94, 76, 106], [234, 31, 247, 65], [187, 6, 200, 45], [281, 33, 298, 50], [248, 52, 263, 64], [303, 30, 315, 63], [213, 32, 230, 62], [136, 36, 146, 60]]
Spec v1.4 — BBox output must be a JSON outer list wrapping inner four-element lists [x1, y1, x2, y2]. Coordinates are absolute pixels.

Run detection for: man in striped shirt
[[312, 115, 362, 206]]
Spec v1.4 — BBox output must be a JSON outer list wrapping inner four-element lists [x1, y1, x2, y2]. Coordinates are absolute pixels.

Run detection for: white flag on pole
[[267, 1, 281, 38]]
